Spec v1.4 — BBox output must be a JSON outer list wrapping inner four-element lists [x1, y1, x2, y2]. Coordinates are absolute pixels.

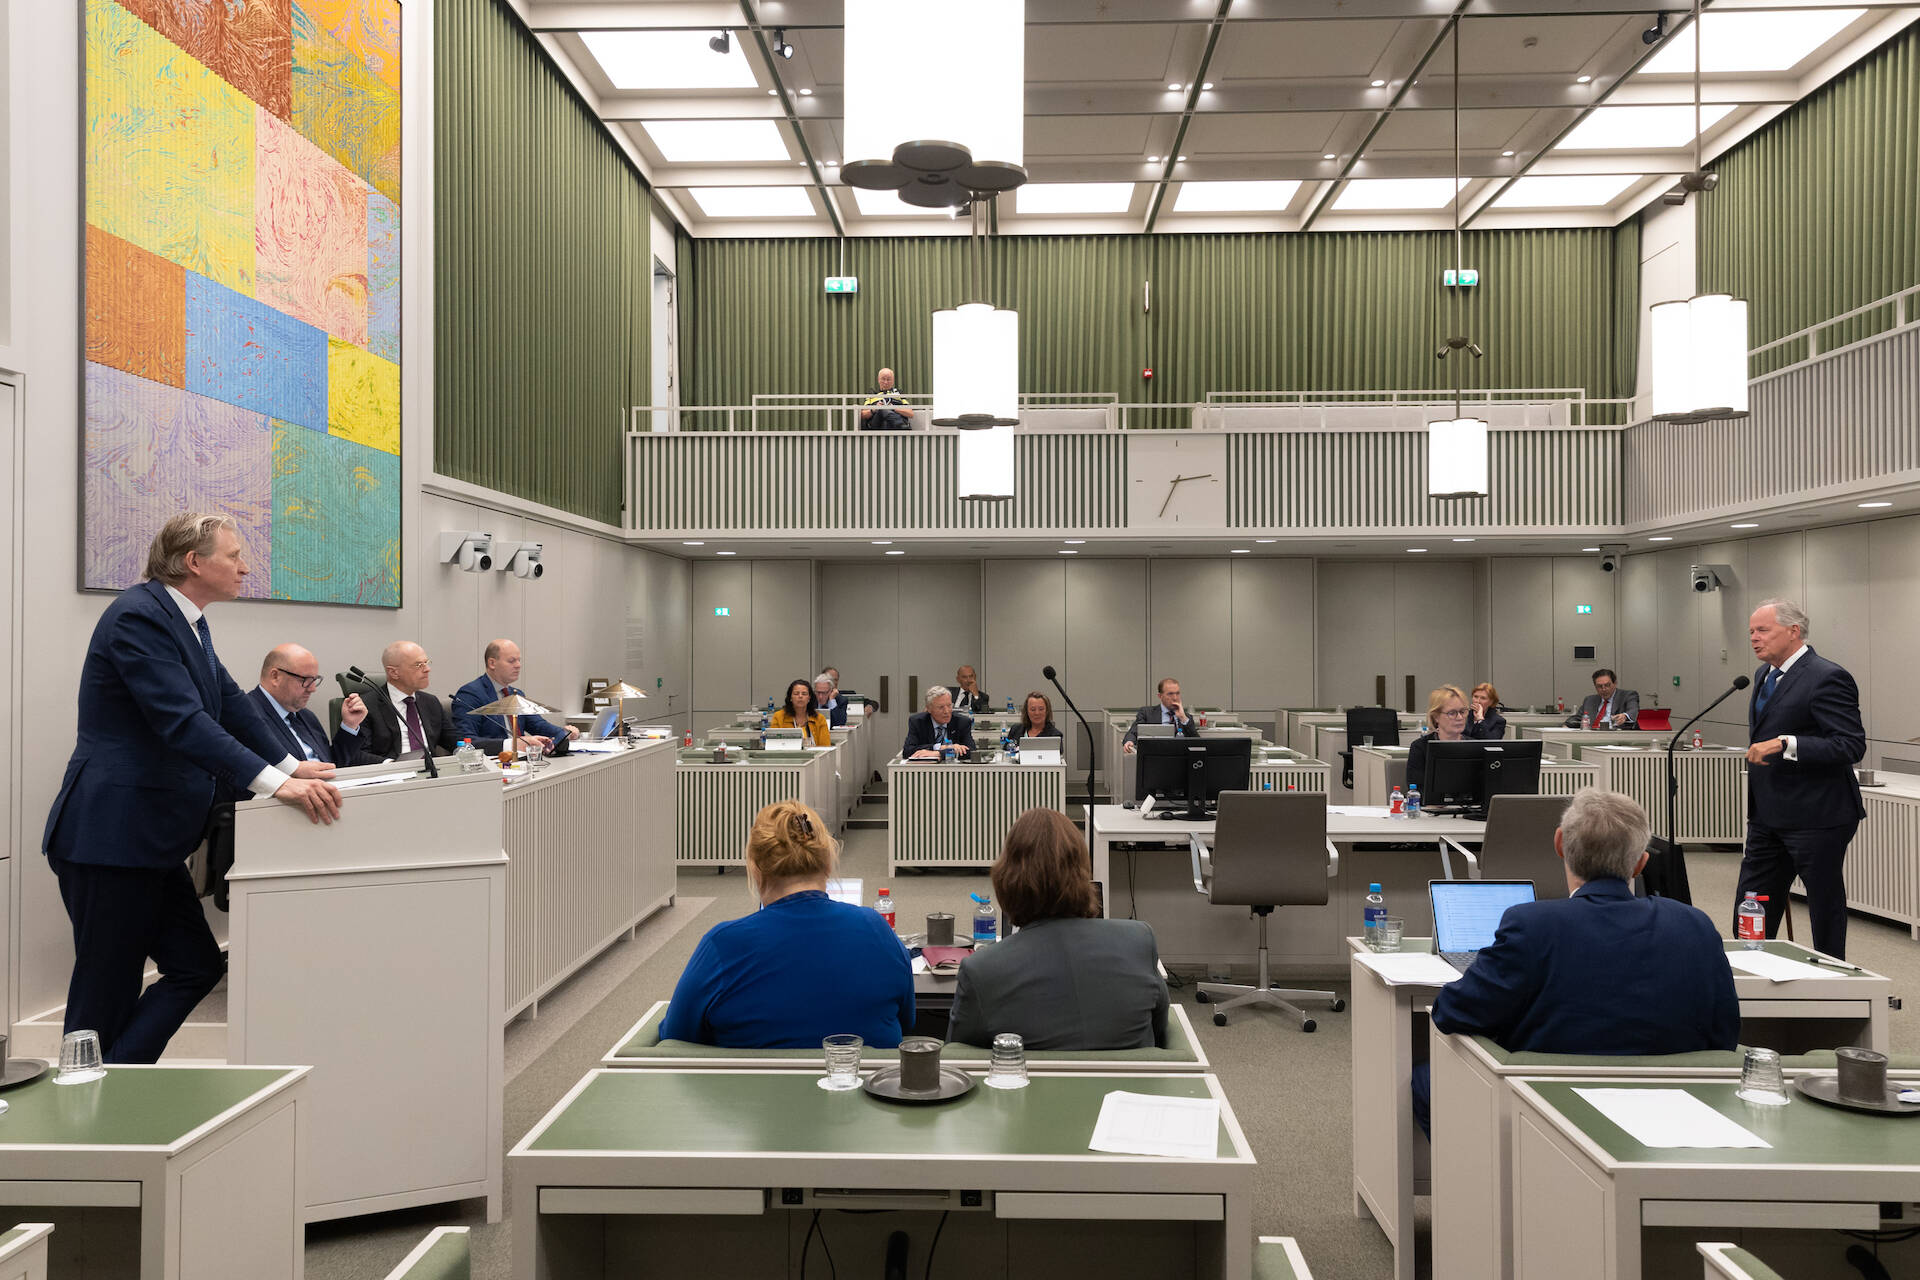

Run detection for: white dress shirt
[[1764, 644, 1809, 761], [161, 584, 296, 796], [387, 681, 429, 752]]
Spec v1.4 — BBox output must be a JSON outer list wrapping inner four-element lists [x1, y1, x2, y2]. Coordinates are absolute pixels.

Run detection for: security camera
[[1597, 544, 1628, 573], [1691, 563, 1734, 593], [1643, 12, 1667, 45], [438, 531, 494, 573], [508, 542, 545, 580], [708, 29, 730, 54]]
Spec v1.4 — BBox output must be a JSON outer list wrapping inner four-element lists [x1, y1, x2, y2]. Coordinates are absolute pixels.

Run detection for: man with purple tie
[[1734, 599, 1866, 958]]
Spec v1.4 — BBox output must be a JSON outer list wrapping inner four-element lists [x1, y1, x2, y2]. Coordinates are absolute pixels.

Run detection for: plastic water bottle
[[1404, 784, 1422, 820], [683, 733, 693, 747], [1006, 696, 1015, 715], [1364, 884, 1388, 948], [1388, 786, 1405, 817], [1737, 893, 1767, 949], [1580, 712, 1592, 730], [1692, 729, 1704, 750], [1262, 781, 1274, 791], [874, 887, 896, 931], [1557, 695, 1566, 713], [970, 893, 998, 945], [456, 739, 481, 773]]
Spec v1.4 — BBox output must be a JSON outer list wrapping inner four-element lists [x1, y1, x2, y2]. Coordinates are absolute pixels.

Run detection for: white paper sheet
[[568, 741, 626, 754], [1725, 951, 1834, 983], [1327, 805, 1381, 817], [1088, 1091, 1222, 1160], [1353, 951, 1463, 985], [1572, 1088, 1771, 1149], [910, 956, 930, 974], [332, 772, 418, 791]]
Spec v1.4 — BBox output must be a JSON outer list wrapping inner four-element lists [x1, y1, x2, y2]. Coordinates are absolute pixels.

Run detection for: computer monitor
[[1421, 740, 1544, 816], [1430, 879, 1536, 953], [1135, 736, 1253, 819]]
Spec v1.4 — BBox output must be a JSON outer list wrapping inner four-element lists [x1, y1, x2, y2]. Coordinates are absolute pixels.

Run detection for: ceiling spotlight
[[1663, 168, 1720, 206], [1323, 153, 1337, 161], [1859, 501, 1893, 508], [1731, 523, 1759, 529], [1501, 149, 1515, 157], [1435, 335, 1484, 360], [1370, 78, 1387, 88], [709, 30, 731, 54], [885, 549, 905, 555], [1147, 155, 1160, 163], [1649, 536, 1674, 542], [1575, 73, 1593, 84], [1643, 12, 1668, 45], [1230, 549, 1251, 554], [1169, 82, 1183, 91], [799, 87, 812, 95], [1202, 82, 1214, 90], [1177, 155, 1187, 162], [773, 28, 794, 59]]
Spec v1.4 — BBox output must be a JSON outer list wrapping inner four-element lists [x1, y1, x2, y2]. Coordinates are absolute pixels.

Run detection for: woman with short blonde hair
[[1408, 685, 1471, 793]]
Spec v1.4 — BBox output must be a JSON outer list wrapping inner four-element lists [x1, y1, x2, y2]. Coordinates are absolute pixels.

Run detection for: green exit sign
[[713, 607, 730, 617], [824, 276, 859, 294], [1443, 268, 1480, 287], [1575, 604, 1593, 614]]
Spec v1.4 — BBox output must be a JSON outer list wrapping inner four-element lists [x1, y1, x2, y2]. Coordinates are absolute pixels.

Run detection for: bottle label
[[1737, 909, 1764, 942]]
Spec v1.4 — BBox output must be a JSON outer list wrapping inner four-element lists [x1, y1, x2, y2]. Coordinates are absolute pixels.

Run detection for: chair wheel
[[1302, 1019, 1317, 1033], [1213, 1012, 1227, 1027], [1194, 990, 1211, 1003], [1330, 998, 1347, 1013]]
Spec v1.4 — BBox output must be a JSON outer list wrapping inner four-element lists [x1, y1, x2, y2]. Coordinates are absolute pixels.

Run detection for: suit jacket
[[1566, 689, 1639, 728], [359, 684, 491, 760], [1122, 702, 1200, 747], [818, 697, 849, 728], [1463, 710, 1507, 741], [449, 674, 566, 744], [1748, 648, 1865, 830], [1017, 721, 1063, 742], [1431, 877, 1740, 1055], [246, 686, 377, 768], [902, 711, 975, 758], [43, 580, 290, 870], [949, 687, 993, 715], [947, 917, 1169, 1050]]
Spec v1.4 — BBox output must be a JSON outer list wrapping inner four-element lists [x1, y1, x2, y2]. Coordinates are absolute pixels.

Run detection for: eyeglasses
[[275, 669, 323, 691], [1438, 707, 1469, 718]]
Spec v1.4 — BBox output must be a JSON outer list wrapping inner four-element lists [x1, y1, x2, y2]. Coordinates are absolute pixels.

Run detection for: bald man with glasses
[[249, 643, 377, 768]]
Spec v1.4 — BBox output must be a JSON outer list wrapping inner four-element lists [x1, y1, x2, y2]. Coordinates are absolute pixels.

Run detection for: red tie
[[1596, 699, 1609, 728]]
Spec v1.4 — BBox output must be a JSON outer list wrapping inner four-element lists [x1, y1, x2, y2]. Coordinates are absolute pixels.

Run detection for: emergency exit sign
[[824, 276, 859, 294], [1575, 604, 1593, 614], [713, 607, 731, 616], [1443, 268, 1480, 287]]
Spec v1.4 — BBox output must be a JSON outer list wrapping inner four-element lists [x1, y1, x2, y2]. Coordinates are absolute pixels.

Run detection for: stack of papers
[[569, 741, 625, 755], [1573, 1088, 1771, 1149], [1354, 951, 1462, 985], [1726, 951, 1834, 982], [332, 772, 417, 791], [1089, 1091, 1221, 1160]]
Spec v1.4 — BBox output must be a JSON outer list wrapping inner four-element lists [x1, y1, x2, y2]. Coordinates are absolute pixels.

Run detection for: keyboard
[[1439, 950, 1480, 974]]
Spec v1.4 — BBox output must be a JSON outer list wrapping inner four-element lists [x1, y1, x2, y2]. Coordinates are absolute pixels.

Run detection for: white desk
[[1351, 745, 1598, 807], [888, 754, 1068, 872], [0, 1225, 51, 1280], [675, 746, 842, 866], [1837, 773, 1920, 937], [1584, 745, 1749, 844]]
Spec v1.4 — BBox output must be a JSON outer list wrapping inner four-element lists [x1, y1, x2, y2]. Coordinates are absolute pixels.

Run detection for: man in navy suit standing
[[44, 514, 342, 1063], [1735, 598, 1866, 958], [249, 643, 377, 767], [1411, 788, 1738, 1134]]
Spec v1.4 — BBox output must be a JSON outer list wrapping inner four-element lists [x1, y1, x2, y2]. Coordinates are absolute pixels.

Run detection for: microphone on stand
[[1042, 665, 1097, 813], [1645, 673, 1750, 902]]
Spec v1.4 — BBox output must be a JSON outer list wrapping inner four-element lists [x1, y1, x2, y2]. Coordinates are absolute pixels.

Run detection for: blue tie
[[193, 615, 217, 678], [1754, 667, 1780, 716]]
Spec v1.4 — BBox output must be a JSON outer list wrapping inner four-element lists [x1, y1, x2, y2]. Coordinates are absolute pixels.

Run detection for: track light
[[708, 30, 730, 54], [1435, 336, 1484, 360], [1643, 12, 1668, 45], [773, 29, 794, 60]]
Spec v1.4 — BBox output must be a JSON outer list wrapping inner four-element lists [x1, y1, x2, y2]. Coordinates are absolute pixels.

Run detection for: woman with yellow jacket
[[770, 678, 832, 746]]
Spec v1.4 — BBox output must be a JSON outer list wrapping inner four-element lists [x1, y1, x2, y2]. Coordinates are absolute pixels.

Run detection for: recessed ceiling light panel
[[1332, 177, 1469, 211], [642, 120, 792, 163], [1173, 180, 1302, 212], [1558, 104, 1735, 152], [1495, 174, 1639, 209], [1017, 183, 1135, 215], [851, 188, 949, 216], [689, 186, 815, 218], [1641, 9, 1864, 75], [581, 30, 760, 90]]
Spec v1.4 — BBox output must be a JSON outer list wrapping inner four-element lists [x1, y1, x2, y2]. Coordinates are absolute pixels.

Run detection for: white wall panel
[[1551, 557, 1617, 709], [982, 560, 1067, 712], [1228, 558, 1315, 711], [1869, 516, 1920, 750], [1149, 560, 1232, 709], [750, 559, 814, 705], [1317, 561, 1397, 707], [1802, 524, 1871, 738], [692, 561, 754, 714], [1490, 559, 1554, 708]]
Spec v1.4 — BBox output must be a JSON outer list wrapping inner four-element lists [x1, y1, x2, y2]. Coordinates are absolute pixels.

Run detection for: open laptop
[[1429, 879, 1536, 973], [588, 707, 621, 740]]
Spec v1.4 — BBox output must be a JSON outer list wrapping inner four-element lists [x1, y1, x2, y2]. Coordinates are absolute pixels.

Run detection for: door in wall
[[1317, 560, 1476, 712]]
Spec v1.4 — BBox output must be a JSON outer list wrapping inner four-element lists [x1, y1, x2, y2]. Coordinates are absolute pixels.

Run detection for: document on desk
[[1353, 951, 1463, 985], [1572, 1088, 1771, 1149], [332, 772, 418, 791], [1725, 951, 1834, 982], [1089, 1091, 1222, 1160], [1327, 805, 1381, 818], [568, 741, 626, 755]]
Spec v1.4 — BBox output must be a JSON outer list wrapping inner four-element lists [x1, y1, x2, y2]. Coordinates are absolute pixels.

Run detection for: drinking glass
[[1378, 918, 1405, 952], [985, 1033, 1030, 1090], [1736, 1046, 1789, 1106], [55, 1030, 106, 1085], [819, 1034, 864, 1091]]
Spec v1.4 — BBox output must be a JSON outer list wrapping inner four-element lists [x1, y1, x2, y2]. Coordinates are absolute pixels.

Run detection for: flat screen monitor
[[1430, 879, 1537, 953], [1422, 740, 1544, 816], [1135, 736, 1253, 819]]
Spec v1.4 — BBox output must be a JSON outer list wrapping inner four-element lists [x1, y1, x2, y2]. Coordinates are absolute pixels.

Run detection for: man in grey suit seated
[[1120, 676, 1200, 755], [947, 809, 1168, 1050], [1565, 668, 1639, 729]]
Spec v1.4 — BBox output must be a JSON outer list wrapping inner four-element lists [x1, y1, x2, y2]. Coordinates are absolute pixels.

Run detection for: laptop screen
[[1430, 880, 1536, 953], [590, 707, 620, 740]]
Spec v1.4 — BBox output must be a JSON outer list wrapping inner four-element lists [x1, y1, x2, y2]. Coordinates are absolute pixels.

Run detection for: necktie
[[1755, 667, 1780, 716], [403, 694, 426, 751], [285, 711, 316, 761], [1596, 698, 1609, 727], [193, 615, 217, 678]]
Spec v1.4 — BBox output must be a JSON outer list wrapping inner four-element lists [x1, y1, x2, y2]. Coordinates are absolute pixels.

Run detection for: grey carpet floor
[[301, 825, 1916, 1280]]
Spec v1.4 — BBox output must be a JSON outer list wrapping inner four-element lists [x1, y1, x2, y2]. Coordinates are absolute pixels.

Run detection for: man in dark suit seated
[[44, 513, 341, 1064], [1411, 787, 1739, 1135], [359, 641, 498, 760], [1565, 668, 1639, 729], [250, 643, 378, 767], [813, 675, 848, 729], [450, 638, 577, 752], [1735, 598, 1866, 959], [1121, 676, 1200, 754], [901, 687, 975, 759]]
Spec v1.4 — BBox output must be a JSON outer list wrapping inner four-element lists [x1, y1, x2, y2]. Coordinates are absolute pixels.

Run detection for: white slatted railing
[[676, 764, 800, 866], [889, 764, 1068, 871], [1844, 791, 1920, 934]]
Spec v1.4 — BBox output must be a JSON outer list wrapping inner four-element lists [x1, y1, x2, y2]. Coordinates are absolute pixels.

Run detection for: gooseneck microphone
[[1646, 673, 1752, 902], [1042, 666, 1097, 811]]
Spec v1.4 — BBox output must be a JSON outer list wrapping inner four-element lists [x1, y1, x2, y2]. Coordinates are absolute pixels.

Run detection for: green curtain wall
[[435, 0, 650, 522], [1700, 24, 1920, 370], [680, 227, 1640, 417]]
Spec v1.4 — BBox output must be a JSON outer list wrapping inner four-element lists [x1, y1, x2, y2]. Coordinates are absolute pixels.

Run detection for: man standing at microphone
[[1734, 598, 1865, 959]]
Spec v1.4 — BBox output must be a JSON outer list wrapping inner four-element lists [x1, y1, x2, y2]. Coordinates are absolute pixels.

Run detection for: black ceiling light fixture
[[1660, 0, 1718, 205], [708, 30, 731, 54], [1643, 12, 1668, 46], [772, 29, 795, 60]]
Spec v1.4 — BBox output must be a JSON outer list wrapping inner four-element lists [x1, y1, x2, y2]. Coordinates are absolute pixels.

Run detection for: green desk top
[[396, 1231, 470, 1280], [1382, 936, 1861, 968], [1253, 1239, 1306, 1280], [1711, 1246, 1782, 1280], [528, 1071, 1235, 1159], [1526, 1079, 1920, 1168], [0, 1228, 26, 1250], [0, 1067, 295, 1149]]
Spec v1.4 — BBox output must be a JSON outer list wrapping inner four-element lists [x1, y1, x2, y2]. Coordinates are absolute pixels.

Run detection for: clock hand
[[1158, 474, 1192, 519]]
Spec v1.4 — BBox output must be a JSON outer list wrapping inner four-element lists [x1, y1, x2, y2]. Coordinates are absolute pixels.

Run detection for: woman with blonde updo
[[658, 800, 914, 1047]]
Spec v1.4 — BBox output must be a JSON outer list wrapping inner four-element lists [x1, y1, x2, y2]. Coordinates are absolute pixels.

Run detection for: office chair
[[1439, 793, 1572, 897], [330, 668, 387, 739], [1339, 706, 1401, 790], [1189, 791, 1345, 1032]]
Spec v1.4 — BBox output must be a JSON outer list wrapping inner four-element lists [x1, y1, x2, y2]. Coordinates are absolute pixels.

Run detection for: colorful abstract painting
[[84, 0, 400, 606]]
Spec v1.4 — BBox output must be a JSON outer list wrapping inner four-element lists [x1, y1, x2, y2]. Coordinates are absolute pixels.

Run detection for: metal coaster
[[862, 1064, 975, 1105], [0, 1059, 49, 1091], [1792, 1075, 1920, 1116]]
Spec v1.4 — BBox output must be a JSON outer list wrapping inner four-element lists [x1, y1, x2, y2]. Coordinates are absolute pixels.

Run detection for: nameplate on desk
[[764, 738, 806, 752], [1020, 751, 1062, 765]]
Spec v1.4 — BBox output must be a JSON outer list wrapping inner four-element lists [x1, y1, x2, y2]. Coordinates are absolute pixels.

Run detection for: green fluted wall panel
[[680, 229, 1638, 414], [435, 0, 649, 522], [1700, 25, 1920, 370]]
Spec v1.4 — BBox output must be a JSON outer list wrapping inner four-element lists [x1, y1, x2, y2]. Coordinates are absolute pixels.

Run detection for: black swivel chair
[[1339, 706, 1402, 790]]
